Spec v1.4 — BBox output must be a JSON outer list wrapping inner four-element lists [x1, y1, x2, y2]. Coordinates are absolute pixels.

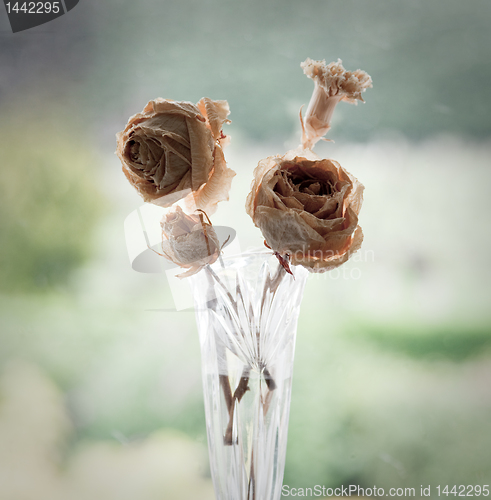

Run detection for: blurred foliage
[[0, 110, 103, 292], [0, 362, 215, 500], [1, 288, 490, 493], [2, 0, 490, 143], [351, 323, 491, 362], [286, 313, 491, 490], [87, 0, 491, 142]]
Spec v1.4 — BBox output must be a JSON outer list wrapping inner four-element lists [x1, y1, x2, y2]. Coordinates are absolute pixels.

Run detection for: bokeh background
[[1, 0, 491, 498]]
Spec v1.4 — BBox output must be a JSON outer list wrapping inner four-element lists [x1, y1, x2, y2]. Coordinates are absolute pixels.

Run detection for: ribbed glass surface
[[190, 252, 308, 500]]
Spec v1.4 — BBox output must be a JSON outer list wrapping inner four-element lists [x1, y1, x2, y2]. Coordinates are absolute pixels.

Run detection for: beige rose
[[159, 206, 221, 278], [300, 58, 372, 149], [246, 149, 364, 272], [116, 97, 235, 214]]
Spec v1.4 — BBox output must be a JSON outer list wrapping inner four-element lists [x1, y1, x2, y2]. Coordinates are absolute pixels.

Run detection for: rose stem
[[234, 365, 251, 402], [206, 266, 237, 312], [204, 266, 247, 443], [256, 259, 289, 390], [204, 268, 235, 419], [262, 383, 274, 417], [206, 266, 256, 414], [224, 365, 251, 445], [262, 366, 277, 391], [219, 374, 233, 412], [215, 319, 233, 414], [256, 260, 288, 417]]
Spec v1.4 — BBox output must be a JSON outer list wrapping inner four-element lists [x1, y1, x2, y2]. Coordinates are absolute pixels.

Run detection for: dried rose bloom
[[246, 149, 364, 272], [116, 97, 235, 214], [159, 206, 221, 278], [301, 58, 372, 149]]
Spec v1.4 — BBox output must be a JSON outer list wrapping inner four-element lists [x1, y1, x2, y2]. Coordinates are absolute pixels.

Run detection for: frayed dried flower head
[[157, 206, 221, 278], [300, 58, 372, 149], [116, 97, 235, 215]]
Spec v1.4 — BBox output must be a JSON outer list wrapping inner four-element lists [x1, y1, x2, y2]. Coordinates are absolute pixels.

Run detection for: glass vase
[[189, 251, 308, 500]]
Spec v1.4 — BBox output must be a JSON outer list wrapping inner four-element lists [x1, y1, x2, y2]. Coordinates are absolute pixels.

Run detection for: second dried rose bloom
[[246, 150, 364, 272], [116, 97, 235, 214]]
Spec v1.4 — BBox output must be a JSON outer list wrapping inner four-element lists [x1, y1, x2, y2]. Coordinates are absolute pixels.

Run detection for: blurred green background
[[1, 0, 490, 498]]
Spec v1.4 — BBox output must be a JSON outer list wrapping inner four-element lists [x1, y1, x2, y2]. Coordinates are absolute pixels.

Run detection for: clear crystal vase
[[189, 251, 308, 500]]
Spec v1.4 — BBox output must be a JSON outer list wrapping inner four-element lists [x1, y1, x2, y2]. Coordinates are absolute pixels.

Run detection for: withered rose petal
[[297, 210, 345, 235], [254, 206, 325, 253], [293, 226, 364, 272], [197, 98, 231, 141], [186, 144, 236, 215], [246, 150, 364, 273]]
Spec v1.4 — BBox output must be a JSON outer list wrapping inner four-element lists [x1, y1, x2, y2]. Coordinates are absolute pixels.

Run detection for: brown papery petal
[[291, 192, 325, 213], [274, 173, 294, 197], [297, 210, 345, 236], [169, 230, 217, 264], [320, 206, 359, 253], [345, 172, 364, 216], [278, 196, 304, 210], [149, 98, 204, 119], [197, 98, 231, 141], [254, 206, 325, 253], [189, 145, 236, 215], [186, 116, 214, 190], [292, 226, 364, 272], [246, 155, 283, 218], [312, 196, 339, 219], [142, 114, 190, 144]]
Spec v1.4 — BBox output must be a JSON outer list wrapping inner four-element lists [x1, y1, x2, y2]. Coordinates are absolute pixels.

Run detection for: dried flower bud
[[300, 58, 372, 149], [159, 206, 220, 278], [116, 97, 235, 214], [246, 149, 364, 273]]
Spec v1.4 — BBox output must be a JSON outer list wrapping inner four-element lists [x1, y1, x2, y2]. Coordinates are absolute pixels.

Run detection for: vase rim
[[206, 249, 275, 271]]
